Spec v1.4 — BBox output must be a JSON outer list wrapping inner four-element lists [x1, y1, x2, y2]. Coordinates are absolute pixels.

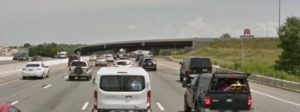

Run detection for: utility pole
[[279, 0, 281, 29]]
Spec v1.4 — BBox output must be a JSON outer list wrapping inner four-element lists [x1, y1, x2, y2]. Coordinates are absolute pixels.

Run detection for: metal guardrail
[[163, 56, 300, 93]]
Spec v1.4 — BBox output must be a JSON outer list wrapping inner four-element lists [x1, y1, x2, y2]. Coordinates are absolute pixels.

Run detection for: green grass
[[174, 38, 300, 82]]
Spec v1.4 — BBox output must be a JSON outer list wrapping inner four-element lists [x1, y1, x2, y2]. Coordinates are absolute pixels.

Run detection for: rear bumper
[[94, 109, 151, 112], [69, 73, 91, 77], [143, 65, 156, 69], [22, 71, 43, 77], [201, 109, 254, 112]]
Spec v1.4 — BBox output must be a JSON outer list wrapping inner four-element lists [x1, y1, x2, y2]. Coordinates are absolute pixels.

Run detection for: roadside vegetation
[[174, 38, 300, 82], [29, 43, 85, 57]]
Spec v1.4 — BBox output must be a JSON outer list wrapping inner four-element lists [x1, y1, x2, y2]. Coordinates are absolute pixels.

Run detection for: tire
[[180, 73, 183, 82], [184, 97, 191, 112], [22, 76, 26, 80]]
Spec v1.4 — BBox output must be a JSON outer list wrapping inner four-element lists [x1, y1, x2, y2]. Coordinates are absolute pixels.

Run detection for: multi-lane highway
[[0, 58, 300, 112]]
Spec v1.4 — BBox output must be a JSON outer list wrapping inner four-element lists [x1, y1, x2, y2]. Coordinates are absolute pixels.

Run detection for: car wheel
[[184, 97, 191, 112], [180, 73, 183, 81], [22, 76, 26, 80]]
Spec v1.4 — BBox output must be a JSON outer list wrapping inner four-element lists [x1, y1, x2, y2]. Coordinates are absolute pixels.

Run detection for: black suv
[[179, 56, 212, 82], [184, 73, 253, 112], [141, 58, 157, 71], [13, 53, 29, 61]]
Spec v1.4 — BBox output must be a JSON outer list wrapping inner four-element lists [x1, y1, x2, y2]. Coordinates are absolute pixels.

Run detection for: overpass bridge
[[75, 38, 215, 55]]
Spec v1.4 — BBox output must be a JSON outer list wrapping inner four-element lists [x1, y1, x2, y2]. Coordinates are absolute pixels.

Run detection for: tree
[[275, 17, 300, 76], [221, 33, 231, 38]]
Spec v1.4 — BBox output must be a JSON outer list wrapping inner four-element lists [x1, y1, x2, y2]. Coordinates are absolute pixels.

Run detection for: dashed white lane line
[[43, 84, 52, 89], [10, 101, 19, 105], [251, 89, 300, 107], [81, 102, 90, 110], [156, 102, 165, 111]]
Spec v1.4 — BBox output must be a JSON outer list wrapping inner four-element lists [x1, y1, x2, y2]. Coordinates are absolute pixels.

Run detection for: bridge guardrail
[[162, 56, 300, 93]]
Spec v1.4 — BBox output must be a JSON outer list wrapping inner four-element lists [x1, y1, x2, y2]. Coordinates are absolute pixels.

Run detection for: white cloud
[[176, 17, 278, 38], [127, 25, 138, 30]]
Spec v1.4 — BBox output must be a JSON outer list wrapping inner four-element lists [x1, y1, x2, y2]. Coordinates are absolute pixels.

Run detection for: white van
[[93, 67, 151, 112]]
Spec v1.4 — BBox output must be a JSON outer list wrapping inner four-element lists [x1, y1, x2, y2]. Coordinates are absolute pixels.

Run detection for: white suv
[[93, 67, 151, 112], [69, 60, 92, 80]]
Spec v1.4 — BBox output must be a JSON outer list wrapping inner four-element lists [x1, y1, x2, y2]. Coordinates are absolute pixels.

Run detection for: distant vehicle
[[183, 73, 253, 112], [114, 60, 133, 67], [141, 58, 157, 71], [13, 53, 29, 61], [22, 62, 49, 79], [68, 60, 92, 80], [68, 54, 80, 66], [104, 54, 114, 62], [138, 55, 152, 66], [93, 67, 151, 112], [0, 103, 21, 112], [179, 56, 212, 82], [95, 56, 107, 66], [57, 51, 68, 58], [89, 55, 97, 61], [119, 56, 130, 60], [135, 54, 144, 62], [31, 55, 43, 62]]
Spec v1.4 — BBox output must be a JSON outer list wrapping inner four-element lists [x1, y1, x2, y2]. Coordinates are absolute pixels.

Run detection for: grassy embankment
[[174, 38, 300, 82]]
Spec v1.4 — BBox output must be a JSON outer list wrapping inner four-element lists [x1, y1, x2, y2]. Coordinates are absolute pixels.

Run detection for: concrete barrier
[[163, 56, 300, 92]]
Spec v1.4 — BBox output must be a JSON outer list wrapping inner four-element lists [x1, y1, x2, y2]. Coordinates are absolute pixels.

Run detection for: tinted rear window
[[191, 58, 212, 67], [117, 61, 128, 65], [209, 78, 250, 92], [71, 61, 87, 66], [144, 59, 155, 63], [26, 64, 40, 67], [100, 76, 145, 91]]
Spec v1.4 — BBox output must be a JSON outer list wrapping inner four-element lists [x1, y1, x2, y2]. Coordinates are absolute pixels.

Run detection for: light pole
[[279, 0, 281, 29]]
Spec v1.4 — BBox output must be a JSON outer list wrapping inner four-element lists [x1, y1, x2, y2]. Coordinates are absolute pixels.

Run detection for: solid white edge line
[[11, 101, 19, 105], [81, 102, 89, 110], [43, 84, 52, 89], [251, 89, 300, 107], [156, 102, 165, 111]]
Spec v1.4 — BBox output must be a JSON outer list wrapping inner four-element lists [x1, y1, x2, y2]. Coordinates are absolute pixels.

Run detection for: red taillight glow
[[93, 90, 98, 110], [147, 90, 151, 109], [247, 96, 252, 107], [204, 96, 211, 107]]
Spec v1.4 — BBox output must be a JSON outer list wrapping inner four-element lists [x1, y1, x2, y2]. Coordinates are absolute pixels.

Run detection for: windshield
[[25, 64, 40, 67], [71, 61, 87, 66], [100, 76, 145, 91]]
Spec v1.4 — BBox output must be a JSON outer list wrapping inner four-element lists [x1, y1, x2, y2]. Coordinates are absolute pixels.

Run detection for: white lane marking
[[11, 101, 19, 105], [251, 89, 300, 107], [43, 84, 52, 89], [81, 102, 89, 110], [156, 102, 165, 111], [0, 79, 19, 87]]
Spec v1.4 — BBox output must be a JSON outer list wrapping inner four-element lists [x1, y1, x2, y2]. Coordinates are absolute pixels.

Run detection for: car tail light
[[204, 96, 211, 107], [247, 96, 252, 107], [93, 90, 98, 110], [147, 90, 151, 109]]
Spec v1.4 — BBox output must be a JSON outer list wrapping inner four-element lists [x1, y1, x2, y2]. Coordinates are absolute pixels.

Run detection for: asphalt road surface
[[0, 58, 300, 112]]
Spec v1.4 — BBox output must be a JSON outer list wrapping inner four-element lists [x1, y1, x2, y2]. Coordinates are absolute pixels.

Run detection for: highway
[[0, 58, 300, 112]]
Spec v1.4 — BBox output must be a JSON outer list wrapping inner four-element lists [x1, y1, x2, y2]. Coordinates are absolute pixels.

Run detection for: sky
[[0, 0, 299, 46]]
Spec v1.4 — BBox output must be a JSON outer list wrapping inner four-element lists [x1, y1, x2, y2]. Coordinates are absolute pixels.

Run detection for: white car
[[105, 54, 114, 62], [114, 60, 134, 67], [96, 57, 108, 66], [93, 67, 151, 112], [22, 62, 49, 79]]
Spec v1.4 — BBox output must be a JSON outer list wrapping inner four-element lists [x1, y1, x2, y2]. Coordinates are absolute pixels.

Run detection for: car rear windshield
[[144, 59, 155, 63], [71, 61, 87, 66], [209, 78, 250, 92], [191, 58, 212, 67], [100, 75, 145, 92], [26, 64, 40, 67], [117, 61, 128, 65]]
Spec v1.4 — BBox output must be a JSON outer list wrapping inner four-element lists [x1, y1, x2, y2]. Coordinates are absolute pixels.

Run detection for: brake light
[[147, 90, 151, 109], [247, 96, 252, 107], [93, 90, 98, 110], [204, 96, 211, 107]]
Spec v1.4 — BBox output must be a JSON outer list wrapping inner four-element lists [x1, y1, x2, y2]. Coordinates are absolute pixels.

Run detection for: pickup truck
[[184, 73, 253, 112]]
